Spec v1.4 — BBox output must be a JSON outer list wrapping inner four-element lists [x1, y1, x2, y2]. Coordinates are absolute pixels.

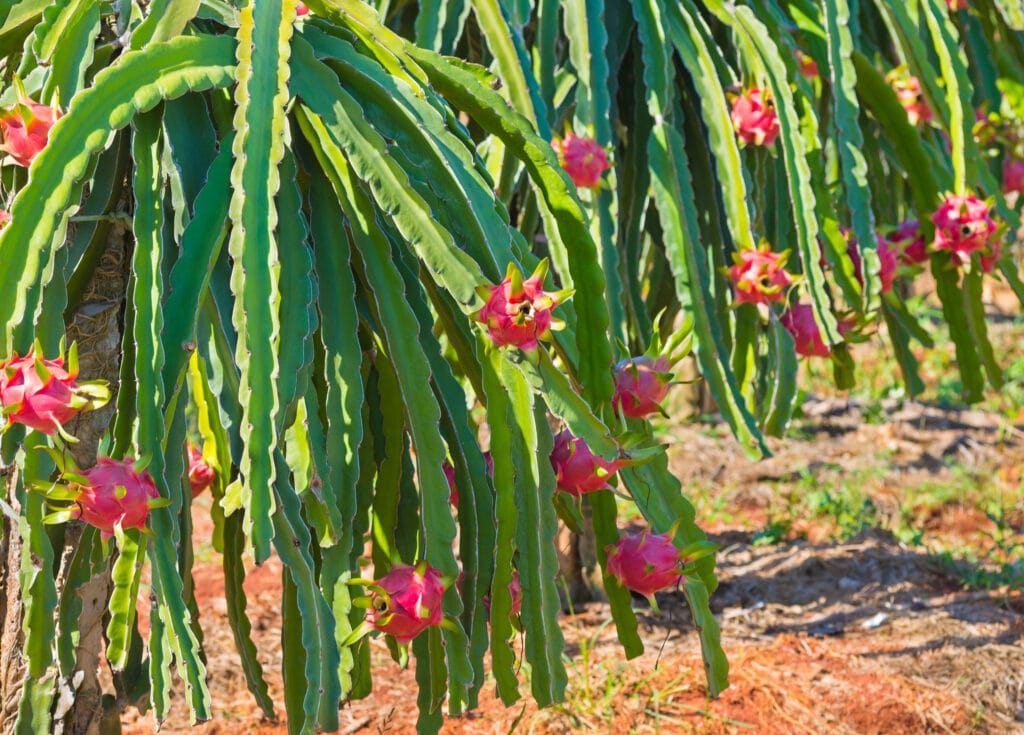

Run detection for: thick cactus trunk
[[0, 468, 24, 735], [58, 217, 131, 735], [556, 504, 605, 607]]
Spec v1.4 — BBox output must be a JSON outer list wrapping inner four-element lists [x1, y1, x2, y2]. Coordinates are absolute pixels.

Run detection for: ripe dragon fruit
[[873, 237, 899, 294], [0, 344, 109, 436], [73, 457, 162, 539], [443, 461, 457, 505], [973, 108, 1001, 147], [946, 0, 967, 9], [1003, 156, 1024, 196], [886, 68, 932, 126], [0, 84, 62, 168], [611, 312, 692, 420], [444, 450, 493, 507], [883, 219, 928, 267], [187, 442, 215, 498], [472, 260, 572, 351], [367, 562, 448, 643], [797, 50, 819, 80], [606, 529, 684, 601], [508, 569, 522, 616], [612, 355, 673, 419], [296, 2, 310, 14], [550, 430, 624, 496], [931, 193, 1000, 272], [728, 244, 794, 305], [0, 209, 9, 229], [484, 569, 523, 617], [781, 303, 831, 358], [842, 231, 898, 295], [552, 131, 610, 188], [730, 87, 780, 147]]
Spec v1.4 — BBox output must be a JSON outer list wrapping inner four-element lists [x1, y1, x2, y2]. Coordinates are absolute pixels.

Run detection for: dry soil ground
[[121, 391, 1024, 735]]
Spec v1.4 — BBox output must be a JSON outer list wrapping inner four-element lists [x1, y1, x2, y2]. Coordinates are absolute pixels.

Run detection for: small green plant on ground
[[935, 504, 1024, 591], [752, 516, 802, 546]]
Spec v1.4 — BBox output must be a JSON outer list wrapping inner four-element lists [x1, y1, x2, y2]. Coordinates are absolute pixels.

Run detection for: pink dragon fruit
[[1003, 157, 1024, 196], [484, 569, 523, 617], [781, 303, 831, 358], [0, 209, 9, 229], [552, 131, 610, 188], [0, 345, 109, 436], [368, 562, 448, 643], [73, 457, 161, 539], [946, 0, 967, 9], [472, 260, 571, 351], [973, 108, 1001, 147], [443, 461, 457, 505], [0, 90, 62, 168], [931, 193, 1000, 271], [550, 430, 623, 496], [611, 314, 692, 421], [296, 2, 310, 14], [444, 451, 493, 506], [883, 219, 928, 267], [612, 355, 674, 419], [187, 442, 215, 498], [797, 51, 819, 80], [876, 238, 899, 293], [606, 529, 684, 600], [731, 87, 780, 147], [728, 244, 794, 305], [886, 68, 932, 126], [508, 569, 522, 616]]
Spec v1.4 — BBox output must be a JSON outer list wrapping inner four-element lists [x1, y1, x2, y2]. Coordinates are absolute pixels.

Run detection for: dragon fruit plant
[[0, 0, 1018, 731]]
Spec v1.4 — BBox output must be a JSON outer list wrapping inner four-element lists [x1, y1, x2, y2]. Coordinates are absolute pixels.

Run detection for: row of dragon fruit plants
[[3, 30, 1016, 643], [0, 0, 1022, 731]]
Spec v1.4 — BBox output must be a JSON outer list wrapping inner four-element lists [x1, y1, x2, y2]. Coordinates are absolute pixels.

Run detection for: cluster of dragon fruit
[[0, 82, 697, 650], [726, 69, 1010, 360], [0, 20, 1018, 648]]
